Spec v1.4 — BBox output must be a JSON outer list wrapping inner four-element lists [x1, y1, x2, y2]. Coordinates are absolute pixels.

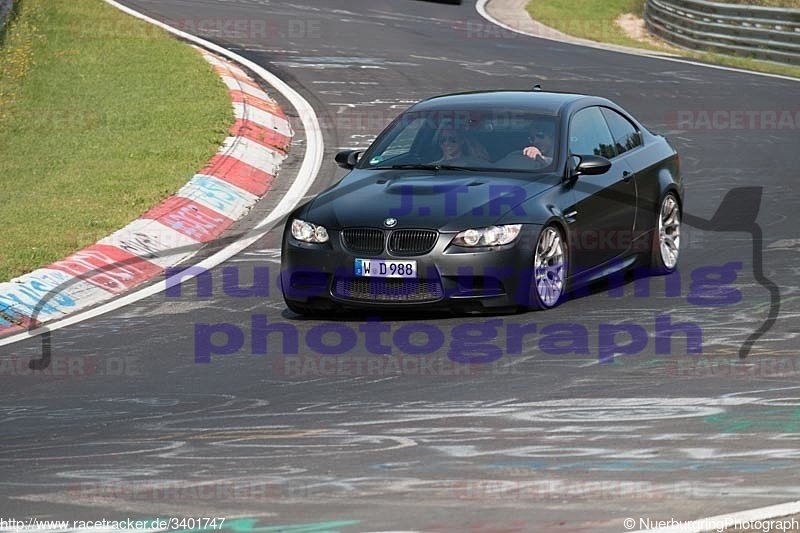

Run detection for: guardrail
[[644, 0, 800, 66], [0, 0, 13, 32]]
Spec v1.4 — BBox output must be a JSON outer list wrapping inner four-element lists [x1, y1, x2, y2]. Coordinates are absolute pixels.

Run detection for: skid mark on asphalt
[[7, 394, 800, 520]]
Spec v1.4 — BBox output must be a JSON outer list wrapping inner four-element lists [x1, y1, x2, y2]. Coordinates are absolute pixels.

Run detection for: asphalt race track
[[2, 1, 800, 531]]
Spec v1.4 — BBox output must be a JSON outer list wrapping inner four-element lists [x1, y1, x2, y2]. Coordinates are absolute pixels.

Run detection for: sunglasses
[[439, 135, 462, 144]]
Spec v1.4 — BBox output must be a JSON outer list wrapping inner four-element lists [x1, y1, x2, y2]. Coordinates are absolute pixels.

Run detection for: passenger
[[434, 128, 489, 164]]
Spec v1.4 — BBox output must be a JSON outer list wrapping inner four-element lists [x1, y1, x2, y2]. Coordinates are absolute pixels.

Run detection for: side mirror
[[569, 154, 612, 179], [335, 150, 362, 170]]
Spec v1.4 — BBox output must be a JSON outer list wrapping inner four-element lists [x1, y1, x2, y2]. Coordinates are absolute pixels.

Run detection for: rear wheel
[[651, 192, 681, 274], [530, 225, 567, 309]]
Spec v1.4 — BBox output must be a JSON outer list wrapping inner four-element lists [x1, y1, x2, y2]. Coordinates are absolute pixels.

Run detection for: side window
[[568, 107, 616, 159], [600, 107, 642, 155]]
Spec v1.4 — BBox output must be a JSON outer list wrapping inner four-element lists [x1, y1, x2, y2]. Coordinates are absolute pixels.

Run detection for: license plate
[[354, 259, 417, 278]]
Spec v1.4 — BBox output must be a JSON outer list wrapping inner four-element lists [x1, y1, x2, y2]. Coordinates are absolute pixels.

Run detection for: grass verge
[[525, 0, 800, 79], [527, 0, 662, 49], [0, 0, 234, 281]]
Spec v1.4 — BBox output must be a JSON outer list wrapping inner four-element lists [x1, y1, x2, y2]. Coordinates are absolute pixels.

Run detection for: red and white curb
[[0, 49, 292, 336]]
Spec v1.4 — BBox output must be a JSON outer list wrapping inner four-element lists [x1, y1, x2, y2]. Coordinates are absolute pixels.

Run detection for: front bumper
[[280, 225, 540, 314]]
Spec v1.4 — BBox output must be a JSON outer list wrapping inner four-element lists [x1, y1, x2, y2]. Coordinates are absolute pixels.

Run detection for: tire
[[650, 192, 681, 274], [530, 225, 567, 309]]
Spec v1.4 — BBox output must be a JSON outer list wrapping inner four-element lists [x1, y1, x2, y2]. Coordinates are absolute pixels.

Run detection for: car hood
[[302, 169, 559, 231]]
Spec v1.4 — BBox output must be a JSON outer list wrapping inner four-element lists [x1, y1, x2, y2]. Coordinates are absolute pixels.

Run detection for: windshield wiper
[[372, 164, 440, 170], [435, 164, 473, 171], [372, 164, 471, 171], [462, 166, 536, 173]]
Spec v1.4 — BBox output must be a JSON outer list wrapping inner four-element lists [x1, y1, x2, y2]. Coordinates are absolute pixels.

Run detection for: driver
[[496, 121, 556, 168], [521, 122, 555, 164]]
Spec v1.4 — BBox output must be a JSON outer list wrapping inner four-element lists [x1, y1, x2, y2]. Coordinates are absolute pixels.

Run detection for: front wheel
[[530, 225, 567, 309], [650, 192, 681, 274]]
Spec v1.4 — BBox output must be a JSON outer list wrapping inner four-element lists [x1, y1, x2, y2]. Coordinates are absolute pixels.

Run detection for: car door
[[599, 105, 647, 242], [565, 106, 637, 274]]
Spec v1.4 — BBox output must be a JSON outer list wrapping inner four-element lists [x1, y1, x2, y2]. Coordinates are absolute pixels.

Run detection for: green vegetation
[[526, 0, 800, 79], [527, 0, 662, 49], [0, 0, 233, 280]]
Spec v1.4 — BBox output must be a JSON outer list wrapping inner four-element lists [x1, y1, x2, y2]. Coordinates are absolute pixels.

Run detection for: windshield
[[360, 109, 559, 172]]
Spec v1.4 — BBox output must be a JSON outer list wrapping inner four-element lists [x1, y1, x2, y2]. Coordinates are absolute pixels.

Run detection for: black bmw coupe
[[281, 90, 682, 315]]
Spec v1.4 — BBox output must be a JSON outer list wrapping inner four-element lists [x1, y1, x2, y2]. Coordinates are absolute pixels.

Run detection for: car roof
[[410, 90, 594, 115]]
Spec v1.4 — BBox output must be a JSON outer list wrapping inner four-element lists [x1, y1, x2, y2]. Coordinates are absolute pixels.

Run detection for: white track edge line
[[0, 0, 323, 347], [475, 0, 800, 83]]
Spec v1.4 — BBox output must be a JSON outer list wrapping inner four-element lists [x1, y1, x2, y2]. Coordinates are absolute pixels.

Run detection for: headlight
[[452, 224, 522, 247], [291, 218, 329, 243]]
